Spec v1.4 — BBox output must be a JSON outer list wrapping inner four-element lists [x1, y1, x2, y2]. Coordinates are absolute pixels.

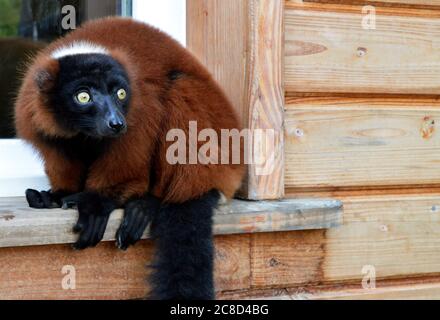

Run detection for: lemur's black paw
[[61, 193, 82, 210], [116, 196, 160, 250], [25, 189, 64, 209], [72, 192, 115, 250]]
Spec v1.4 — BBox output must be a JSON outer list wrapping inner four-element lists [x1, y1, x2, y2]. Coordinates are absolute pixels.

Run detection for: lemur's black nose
[[108, 120, 125, 133]]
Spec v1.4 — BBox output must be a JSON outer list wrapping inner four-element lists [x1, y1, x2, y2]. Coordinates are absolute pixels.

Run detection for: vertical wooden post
[[187, 0, 285, 200]]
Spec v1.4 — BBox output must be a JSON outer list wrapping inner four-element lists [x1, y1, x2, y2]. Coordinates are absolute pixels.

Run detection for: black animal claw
[[72, 192, 116, 250], [25, 189, 68, 209], [116, 195, 160, 250]]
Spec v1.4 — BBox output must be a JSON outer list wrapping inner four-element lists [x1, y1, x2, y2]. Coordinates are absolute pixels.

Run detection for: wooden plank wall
[[183, 0, 440, 298], [0, 196, 342, 299], [285, 3, 440, 94], [251, 194, 440, 286], [285, 97, 440, 189], [283, 0, 440, 298], [291, 1, 440, 10], [284, 1, 440, 192], [8, 191, 440, 300], [0, 235, 250, 300], [3, 193, 440, 299], [304, 1, 440, 9]]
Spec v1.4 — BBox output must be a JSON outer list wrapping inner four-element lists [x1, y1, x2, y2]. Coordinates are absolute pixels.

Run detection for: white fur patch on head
[[51, 41, 109, 59]]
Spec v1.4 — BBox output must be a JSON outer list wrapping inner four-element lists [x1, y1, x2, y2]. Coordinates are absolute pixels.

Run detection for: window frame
[[0, 0, 186, 197]]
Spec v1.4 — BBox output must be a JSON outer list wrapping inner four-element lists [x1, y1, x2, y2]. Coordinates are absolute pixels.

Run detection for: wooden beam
[[244, 0, 285, 200], [219, 276, 440, 299], [297, 1, 440, 9], [0, 234, 251, 299], [288, 282, 440, 300], [285, 2, 440, 94], [187, 0, 285, 200], [0, 197, 342, 248], [285, 97, 440, 190]]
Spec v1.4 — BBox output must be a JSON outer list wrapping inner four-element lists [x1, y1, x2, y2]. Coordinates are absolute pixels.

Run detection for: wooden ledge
[[0, 197, 343, 248]]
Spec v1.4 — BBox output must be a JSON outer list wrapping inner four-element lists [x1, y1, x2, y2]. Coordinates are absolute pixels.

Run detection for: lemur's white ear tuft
[[51, 41, 109, 59]]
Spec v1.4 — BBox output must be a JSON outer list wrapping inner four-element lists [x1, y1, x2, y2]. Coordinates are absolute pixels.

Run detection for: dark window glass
[[0, 0, 131, 138]]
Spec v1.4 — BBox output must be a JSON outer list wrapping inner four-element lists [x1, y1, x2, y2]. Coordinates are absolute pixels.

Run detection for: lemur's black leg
[[149, 189, 220, 300], [25, 189, 71, 209], [72, 192, 116, 250], [116, 194, 160, 250]]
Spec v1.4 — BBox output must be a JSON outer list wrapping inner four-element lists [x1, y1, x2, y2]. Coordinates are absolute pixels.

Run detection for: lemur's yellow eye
[[76, 92, 91, 104], [117, 88, 127, 100]]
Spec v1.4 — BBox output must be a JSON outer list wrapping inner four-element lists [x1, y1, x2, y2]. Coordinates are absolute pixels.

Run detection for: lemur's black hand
[[72, 192, 116, 250], [60, 193, 82, 210], [25, 189, 70, 209], [116, 195, 160, 250]]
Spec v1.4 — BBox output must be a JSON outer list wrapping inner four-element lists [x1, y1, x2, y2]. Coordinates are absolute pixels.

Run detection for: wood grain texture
[[299, 1, 440, 9], [0, 241, 152, 300], [217, 277, 440, 300], [187, 0, 249, 124], [245, 0, 285, 199], [0, 234, 250, 299], [214, 235, 251, 292], [287, 275, 440, 300], [250, 193, 440, 288], [220, 277, 440, 299], [187, 0, 285, 200], [285, 97, 440, 189], [284, 2, 440, 94], [0, 197, 342, 248], [288, 282, 440, 299], [286, 1, 440, 15], [251, 229, 327, 287]]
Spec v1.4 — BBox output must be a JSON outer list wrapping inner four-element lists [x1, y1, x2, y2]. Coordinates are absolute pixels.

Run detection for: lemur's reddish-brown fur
[[15, 18, 245, 204]]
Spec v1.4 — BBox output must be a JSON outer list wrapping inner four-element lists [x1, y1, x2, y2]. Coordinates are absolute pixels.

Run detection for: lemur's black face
[[52, 54, 131, 138]]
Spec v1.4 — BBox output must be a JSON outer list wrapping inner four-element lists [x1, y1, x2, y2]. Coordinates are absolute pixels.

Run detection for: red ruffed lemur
[[15, 17, 245, 300]]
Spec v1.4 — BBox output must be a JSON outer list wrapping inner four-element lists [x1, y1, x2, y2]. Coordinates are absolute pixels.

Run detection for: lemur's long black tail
[[149, 189, 220, 300]]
